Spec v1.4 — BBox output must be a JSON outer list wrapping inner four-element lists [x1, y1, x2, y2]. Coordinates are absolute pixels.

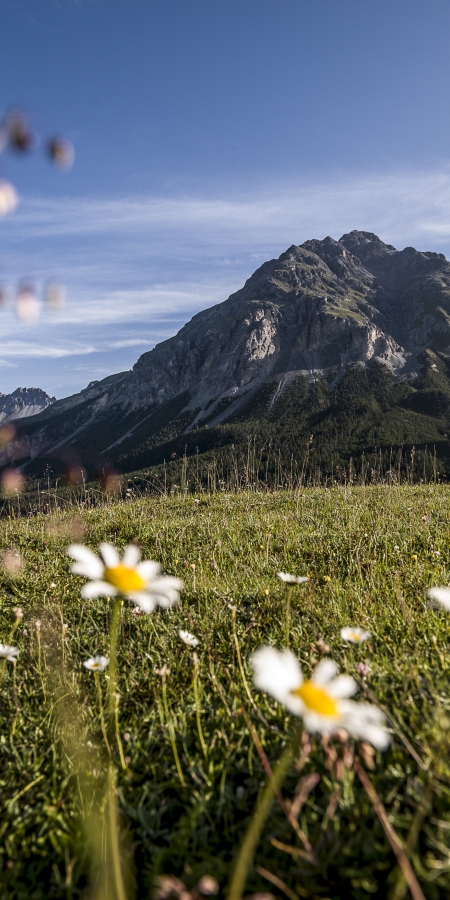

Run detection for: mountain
[[0, 387, 56, 424], [3, 230, 450, 482]]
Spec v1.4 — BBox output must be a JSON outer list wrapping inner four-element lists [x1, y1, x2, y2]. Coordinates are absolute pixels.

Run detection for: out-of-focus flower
[[2, 549, 23, 575], [45, 281, 66, 311], [411, 554, 418, 562], [0, 423, 16, 446], [47, 136, 75, 169], [13, 607, 23, 619], [0, 644, 19, 662], [35, 620, 41, 631], [83, 655, 109, 672], [4, 110, 38, 152], [68, 542, 183, 613], [421, 515, 430, 523], [154, 875, 187, 900], [47, 516, 85, 542], [179, 630, 199, 647], [323, 575, 331, 583], [357, 662, 370, 677], [101, 471, 121, 492], [1, 468, 24, 496], [16, 284, 40, 323], [197, 875, 219, 895], [427, 587, 450, 611], [340, 627, 371, 644], [277, 572, 309, 585], [123, 732, 131, 742], [251, 647, 390, 749], [0, 180, 18, 216], [155, 665, 170, 677]]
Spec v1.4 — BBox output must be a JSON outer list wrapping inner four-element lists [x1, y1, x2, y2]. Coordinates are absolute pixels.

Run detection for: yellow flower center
[[349, 632, 361, 641], [104, 564, 145, 593], [292, 681, 338, 717]]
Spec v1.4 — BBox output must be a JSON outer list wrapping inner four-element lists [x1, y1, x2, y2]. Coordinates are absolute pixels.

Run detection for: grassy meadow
[[1, 485, 450, 899]]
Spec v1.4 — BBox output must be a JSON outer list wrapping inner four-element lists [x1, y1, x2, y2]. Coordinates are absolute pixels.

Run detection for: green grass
[[2, 486, 450, 899]]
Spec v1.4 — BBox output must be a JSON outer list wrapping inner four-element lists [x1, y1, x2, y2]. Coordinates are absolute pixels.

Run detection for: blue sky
[[1, 0, 450, 397]]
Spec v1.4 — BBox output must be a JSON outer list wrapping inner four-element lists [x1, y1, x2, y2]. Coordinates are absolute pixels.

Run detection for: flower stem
[[193, 654, 207, 759], [106, 764, 127, 900], [114, 693, 127, 770], [354, 759, 426, 900], [108, 599, 122, 716], [95, 672, 111, 756], [161, 672, 186, 786], [227, 728, 301, 900], [285, 587, 292, 648]]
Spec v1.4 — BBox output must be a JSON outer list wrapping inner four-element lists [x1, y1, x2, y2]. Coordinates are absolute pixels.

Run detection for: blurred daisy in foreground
[[277, 572, 309, 585], [83, 655, 109, 672], [427, 587, 450, 611], [16, 284, 40, 323], [68, 542, 183, 613], [340, 627, 371, 644], [0, 644, 19, 662], [179, 630, 198, 648], [251, 647, 390, 749], [0, 180, 18, 216]]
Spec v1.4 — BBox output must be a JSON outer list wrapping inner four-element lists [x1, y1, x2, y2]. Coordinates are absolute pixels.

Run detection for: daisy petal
[[427, 587, 450, 611], [82, 580, 117, 599], [136, 560, 161, 580], [122, 544, 141, 567], [251, 646, 303, 706], [311, 659, 339, 686], [68, 544, 104, 579], [328, 675, 358, 699], [131, 592, 156, 613], [99, 543, 120, 568]]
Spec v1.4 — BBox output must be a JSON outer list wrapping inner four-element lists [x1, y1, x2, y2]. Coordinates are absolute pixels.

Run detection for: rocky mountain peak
[[0, 387, 56, 424]]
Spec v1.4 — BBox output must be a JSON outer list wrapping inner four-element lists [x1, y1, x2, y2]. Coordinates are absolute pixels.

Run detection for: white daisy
[[251, 646, 390, 750], [68, 542, 183, 613], [277, 572, 309, 585], [0, 644, 19, 662], [340, 627, 371, 644], [83, 655, 109, 672], [179, 630, 199, 648], [427, 587, 450, 611]]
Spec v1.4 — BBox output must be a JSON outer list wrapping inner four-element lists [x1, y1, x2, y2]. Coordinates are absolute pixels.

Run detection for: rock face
[[3, 230, 450, 472], [0, 387, 55, 424]]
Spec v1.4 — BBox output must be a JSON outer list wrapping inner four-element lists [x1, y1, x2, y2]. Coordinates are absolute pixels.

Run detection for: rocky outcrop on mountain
[[0, 387, 55, 424], [3, 230, 450, 475]]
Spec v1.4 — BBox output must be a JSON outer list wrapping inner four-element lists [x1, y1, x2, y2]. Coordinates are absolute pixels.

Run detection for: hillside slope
[[3, 230, 450, 480]]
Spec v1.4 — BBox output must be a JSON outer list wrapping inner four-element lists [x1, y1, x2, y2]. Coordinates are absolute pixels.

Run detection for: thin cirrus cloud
[[2, 165, 450, 395], [6, 165, 450, 250]]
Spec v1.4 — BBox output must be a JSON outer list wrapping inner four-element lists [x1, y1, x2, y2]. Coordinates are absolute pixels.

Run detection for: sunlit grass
[[1, 485, 450, 898]]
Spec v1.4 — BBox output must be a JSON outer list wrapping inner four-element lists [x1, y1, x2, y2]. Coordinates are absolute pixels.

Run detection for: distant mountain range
[[3, 230, 450, 482], [0, 387, 55, 424]]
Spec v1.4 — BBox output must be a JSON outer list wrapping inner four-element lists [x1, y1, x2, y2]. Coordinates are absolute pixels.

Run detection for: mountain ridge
[[3, 230, 450, 480]]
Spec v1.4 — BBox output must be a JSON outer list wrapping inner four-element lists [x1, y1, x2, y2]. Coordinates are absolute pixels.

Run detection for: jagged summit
[[3, 231, 450, 475], [0, 387, 56, 424]]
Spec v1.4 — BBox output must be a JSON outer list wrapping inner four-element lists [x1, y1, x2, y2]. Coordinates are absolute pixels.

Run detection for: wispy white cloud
[[2, 164, 450, 395], [7, 166, 450, 252]]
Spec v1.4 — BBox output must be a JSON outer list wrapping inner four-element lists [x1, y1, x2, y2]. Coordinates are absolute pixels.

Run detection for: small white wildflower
[[83, 655, 109, 672], [340, 627, 371, 644], [251, 646, 390, 750], [179, 630, 199, 648], [277, 572, 309, 585], [427, 587, 450, 611], [13, 607, 23, 620], [68, 542, 183, 613], [0, 644, 19, 662]]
